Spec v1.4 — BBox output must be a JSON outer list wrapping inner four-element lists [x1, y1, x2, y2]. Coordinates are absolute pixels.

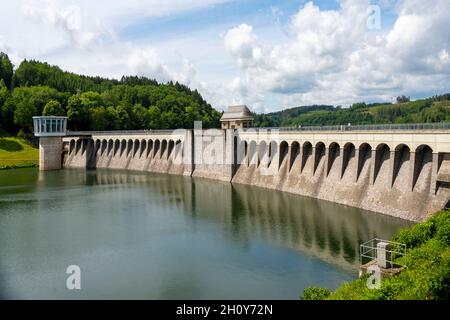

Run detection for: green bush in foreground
[[301, 210, 450, 300], [300, 287, 331, 300]]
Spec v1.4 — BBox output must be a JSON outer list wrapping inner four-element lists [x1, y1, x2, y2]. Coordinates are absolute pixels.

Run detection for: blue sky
[[0, 0, 449, 112]]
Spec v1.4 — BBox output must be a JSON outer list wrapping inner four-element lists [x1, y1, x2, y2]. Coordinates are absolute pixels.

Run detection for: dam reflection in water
[[0, 168, 411, 299]]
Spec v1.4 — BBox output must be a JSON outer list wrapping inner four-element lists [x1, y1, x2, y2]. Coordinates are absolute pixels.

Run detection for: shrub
[[392, 220, 436, 249], [302, 210, 450, 300], [434, 211, 450, 245], [42, 99, 65, 116], [300, 287, 331, 300], [0, 138, 23, 151]]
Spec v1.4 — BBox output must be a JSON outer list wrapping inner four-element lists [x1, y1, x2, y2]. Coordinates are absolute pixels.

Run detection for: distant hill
[[254, 95, 450, 127]]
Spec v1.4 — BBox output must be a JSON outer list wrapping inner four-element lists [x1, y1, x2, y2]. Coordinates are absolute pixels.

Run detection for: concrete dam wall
[[62, 128, 450, 222]]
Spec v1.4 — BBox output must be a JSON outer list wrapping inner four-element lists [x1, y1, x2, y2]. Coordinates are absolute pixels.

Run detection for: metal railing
[[251, 122, 450, 132], [66, 129, 179, 136], [66, 122, 450, 136], [360, 238, 407, 269]]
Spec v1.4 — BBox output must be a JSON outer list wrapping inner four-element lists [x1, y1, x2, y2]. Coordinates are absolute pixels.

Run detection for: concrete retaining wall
[[61, 129, 450, 221]]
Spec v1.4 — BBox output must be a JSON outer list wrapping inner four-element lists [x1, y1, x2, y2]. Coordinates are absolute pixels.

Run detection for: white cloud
[[1, 0, 450, 112], [0, 0, 235, 109], [127, 47, 171, 82], [22, 0, 114, 50], [224, 24, 263, 69], [224, 0, 450, 107]]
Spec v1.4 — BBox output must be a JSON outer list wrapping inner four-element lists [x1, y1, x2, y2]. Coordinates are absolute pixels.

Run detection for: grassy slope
[[0, 136, 38, 169], [301, 210, 450, 300]]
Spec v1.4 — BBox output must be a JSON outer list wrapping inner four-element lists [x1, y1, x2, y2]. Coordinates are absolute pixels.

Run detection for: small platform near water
[[359, 259, 405, 278], [359, 238, 407, 278]]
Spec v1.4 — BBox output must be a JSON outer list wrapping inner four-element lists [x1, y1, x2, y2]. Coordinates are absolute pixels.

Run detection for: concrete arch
[[395, 142, 413, 152], [147, 139, 154, 158], [343, 142, 355, 150], [315, 141, 325, 150], [268, 141, 278, 157], [69, 139, 75, 154], [249, 141, 257, 165], [174, 139, 182, 160], [314, 142, 326, 174], [140, 139, 147, 158], [301, 141, 313, 173], [357, 143, 372, 181], [120, 139, 126, 157], [394, 143, 410, 152], [161, 140, 167, 159], [242, 140, 248, 158], [126, 139, 133, 157], [290, 141, 300, 171], [393, 144, 411, 186], [75, 139, 82, 155], [113, 139, 120, 156], [168, 140, 175, 159], [375, 143, 389, 151], [374, 143, 391, 183], [258, 141, 267, 168], [153, 140, 161, 159], [236, 139, 247, 165], [416, 144, 434, 153], [88, 139, 95, 157], [358, 142, 374, 151], [107, 139, 114, 156], [133, 139, 140, 157], [268, 140, 278, 167], [327, 142, 340, 175], [342, 143, 356, 178], [80, 139, 88, 154], [94, 139, 101, 155], [100, 139, 107, 156], [279, 141, 289, 169], [413, 144, 433, 190]]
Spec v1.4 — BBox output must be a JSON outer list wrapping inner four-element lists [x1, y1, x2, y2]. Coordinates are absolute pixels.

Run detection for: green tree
[[0, 52, 14, 89], [0, 80, 9, 106], [131, 104, 149, 130], [80, 91, 103, 109], [67, 93, 90, 130], [147, 106, 161, 129], [105, 106, 120, 130], [14, 97, 36, 132], [396, 95, 410, 103], [160, 111, 179, 129], [1, 98, 16, 132], [115, 105, 131, 129], [43, 99, 65, 116], [12, 86, 60, 115], [350, 102, 367, 110], [90, 107, 109, 131]]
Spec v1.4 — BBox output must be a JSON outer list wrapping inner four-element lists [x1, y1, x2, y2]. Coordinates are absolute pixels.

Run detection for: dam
[[34, 117, 450, 222], [1, 117, 445, 299]]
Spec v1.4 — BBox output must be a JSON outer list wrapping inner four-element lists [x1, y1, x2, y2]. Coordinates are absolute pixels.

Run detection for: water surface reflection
[[0, 168, 411, 299]]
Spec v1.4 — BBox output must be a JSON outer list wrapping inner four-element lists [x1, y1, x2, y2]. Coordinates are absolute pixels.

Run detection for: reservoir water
[[0, 168, 412, 299]]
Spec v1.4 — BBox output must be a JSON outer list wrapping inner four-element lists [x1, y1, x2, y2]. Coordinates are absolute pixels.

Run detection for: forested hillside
[[0, 52, 221, 133], [254, 96, 450, 127]]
